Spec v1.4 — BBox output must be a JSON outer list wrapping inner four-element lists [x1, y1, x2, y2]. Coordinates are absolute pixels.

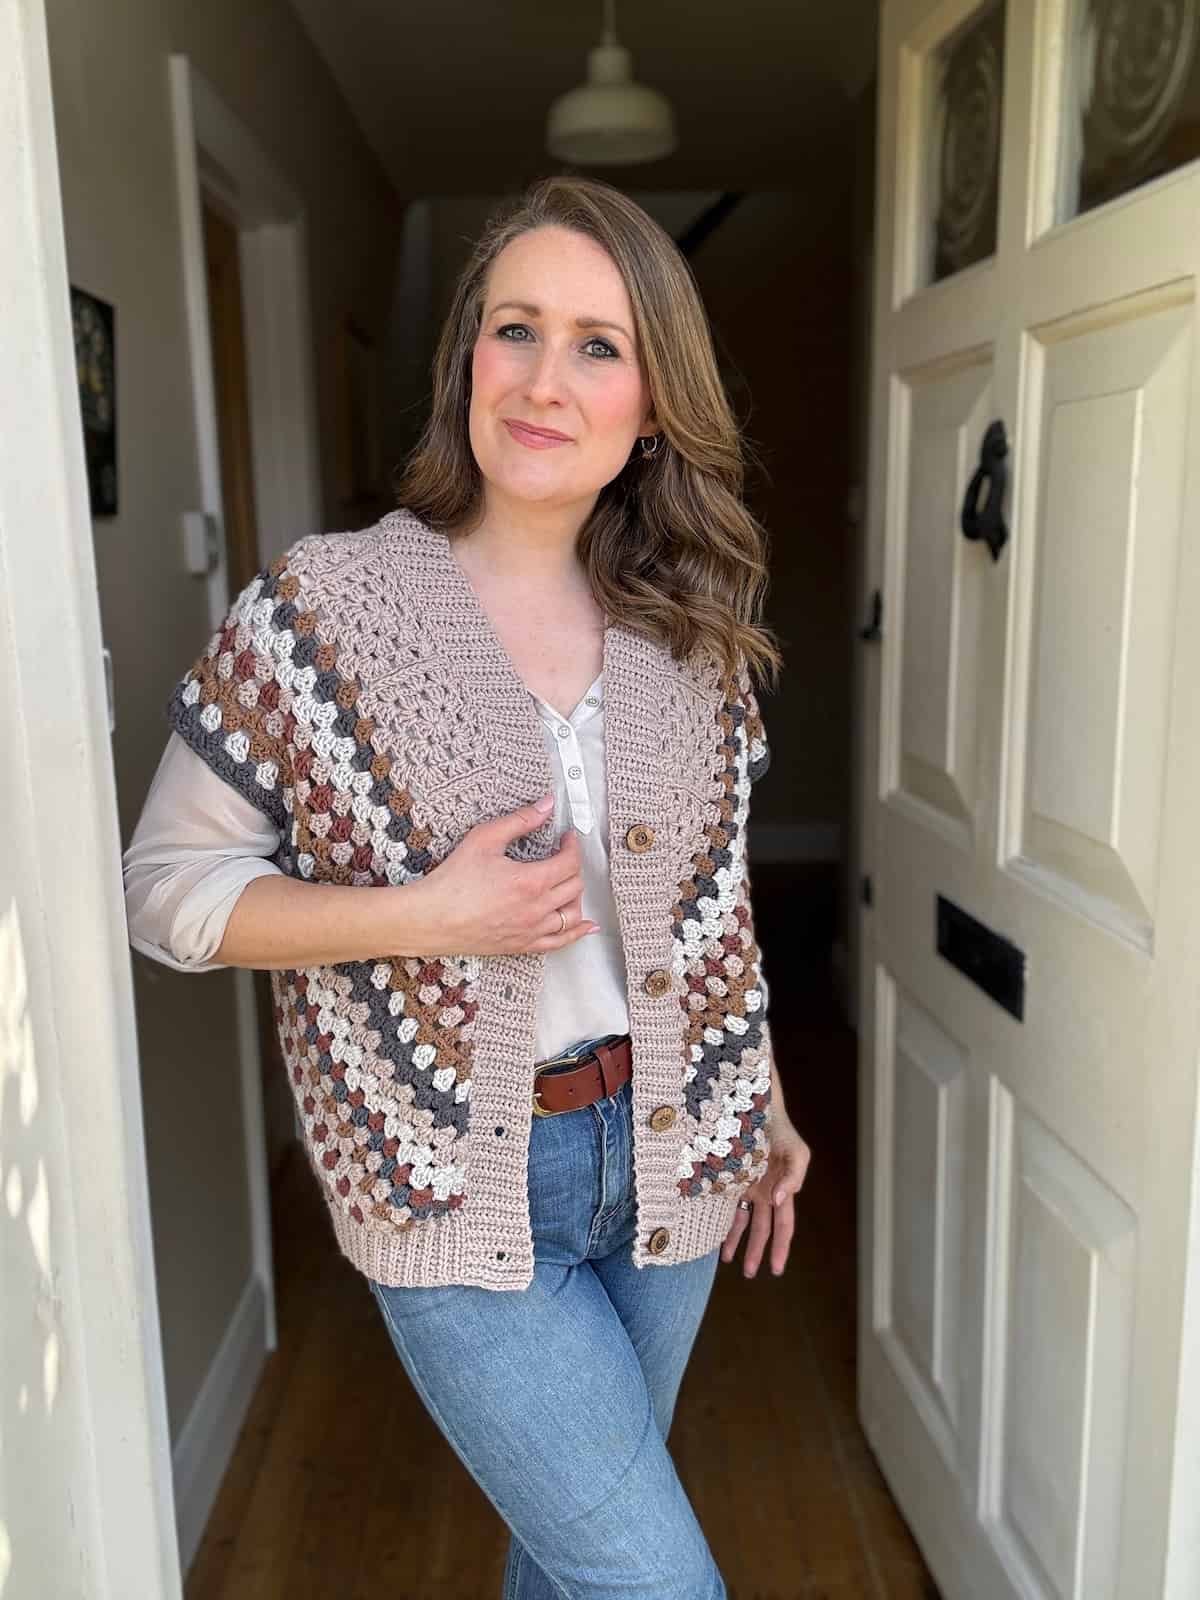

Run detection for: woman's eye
[[495, 325, 618, 360]]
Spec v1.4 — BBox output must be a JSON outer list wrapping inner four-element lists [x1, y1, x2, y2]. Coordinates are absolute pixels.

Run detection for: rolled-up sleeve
[[122, 731, 285, 972]]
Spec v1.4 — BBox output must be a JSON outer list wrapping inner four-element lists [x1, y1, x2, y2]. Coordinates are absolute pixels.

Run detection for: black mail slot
[[936, 894, 1025, 1021]]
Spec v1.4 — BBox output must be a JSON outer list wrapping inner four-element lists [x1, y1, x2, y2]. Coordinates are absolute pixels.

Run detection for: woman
[[124, 174, 812, 1599]]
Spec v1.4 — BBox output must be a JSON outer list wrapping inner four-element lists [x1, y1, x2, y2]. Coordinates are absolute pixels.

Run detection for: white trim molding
[[171, 1277, 269, 1575], [168, 54, 323, 589], [164, 56, 328, 1542], [1, 4, 181, 1593], [168, 51, 286, 1365]]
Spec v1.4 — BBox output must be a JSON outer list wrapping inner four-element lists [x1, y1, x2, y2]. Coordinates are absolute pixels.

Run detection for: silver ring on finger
[[737, 1198, 753, 1211], [557, 908, 567, 934]]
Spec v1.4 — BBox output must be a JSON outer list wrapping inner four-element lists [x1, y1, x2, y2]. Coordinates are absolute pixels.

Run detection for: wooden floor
[[186, 867, 940, 1600]]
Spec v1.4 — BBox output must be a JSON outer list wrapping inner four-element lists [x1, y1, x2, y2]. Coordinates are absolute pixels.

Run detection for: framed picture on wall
[[71, 286, 117, 517], [332, 313, 384, 521]]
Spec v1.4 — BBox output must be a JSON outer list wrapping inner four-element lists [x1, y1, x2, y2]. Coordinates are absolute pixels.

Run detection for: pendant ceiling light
[[546, 0, 677, 166]]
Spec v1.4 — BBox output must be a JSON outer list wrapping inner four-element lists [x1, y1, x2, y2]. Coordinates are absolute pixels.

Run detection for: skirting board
[[172, 1272, 269, 1573], [747, 820, 843, 863]]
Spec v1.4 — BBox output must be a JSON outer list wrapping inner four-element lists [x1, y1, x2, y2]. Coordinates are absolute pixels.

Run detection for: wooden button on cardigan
[[164, 507, 774, 1291]]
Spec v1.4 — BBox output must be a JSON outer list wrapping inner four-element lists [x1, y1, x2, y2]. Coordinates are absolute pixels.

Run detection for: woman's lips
[[504, 420, 572, 449]]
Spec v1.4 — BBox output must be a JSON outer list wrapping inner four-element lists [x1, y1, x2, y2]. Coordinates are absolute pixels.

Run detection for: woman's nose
[[525, 341, 569, 406]]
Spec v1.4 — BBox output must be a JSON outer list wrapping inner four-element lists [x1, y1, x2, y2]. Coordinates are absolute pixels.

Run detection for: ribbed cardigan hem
[[326, 1178, 747, 1292]]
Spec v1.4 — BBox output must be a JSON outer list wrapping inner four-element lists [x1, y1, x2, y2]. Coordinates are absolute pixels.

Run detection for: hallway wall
[[687, 188, 855, 842], [44, 0, 405, 1453]]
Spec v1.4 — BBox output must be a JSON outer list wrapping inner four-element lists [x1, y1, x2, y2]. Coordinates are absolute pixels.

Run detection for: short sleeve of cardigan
[[166, 567, 293, 829], [123, 731, 285, 971]]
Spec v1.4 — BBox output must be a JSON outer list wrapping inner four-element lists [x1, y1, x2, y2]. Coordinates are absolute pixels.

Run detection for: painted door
[[1, 1, 180, 1594], [858, 0, 1200, 1595]]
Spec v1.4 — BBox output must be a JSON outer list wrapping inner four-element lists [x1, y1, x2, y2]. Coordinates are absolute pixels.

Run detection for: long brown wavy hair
[[392, 175, 782, 692]]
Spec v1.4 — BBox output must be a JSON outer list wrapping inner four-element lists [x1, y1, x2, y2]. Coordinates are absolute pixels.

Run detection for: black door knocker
[[960, 419, 1009, 561]]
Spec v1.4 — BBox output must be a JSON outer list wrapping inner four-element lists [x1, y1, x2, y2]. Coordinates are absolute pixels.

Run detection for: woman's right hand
[[408, 793, 599, 957]]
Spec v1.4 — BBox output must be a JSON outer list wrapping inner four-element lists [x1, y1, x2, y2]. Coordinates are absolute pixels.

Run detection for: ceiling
[[287, 0, 879, 199]]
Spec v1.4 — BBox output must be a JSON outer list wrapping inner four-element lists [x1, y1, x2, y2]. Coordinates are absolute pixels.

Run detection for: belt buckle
[[531, 1052, 581, 1118]]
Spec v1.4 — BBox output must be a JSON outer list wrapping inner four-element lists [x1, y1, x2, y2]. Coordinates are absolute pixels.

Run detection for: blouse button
[[585, 695, 600, 706], [556, 725, 570, 739], [643, 969, 671, 998], [568, 765, 582, 779], [648, 1105, 676, 1133], [625, 823, 655, 853], [647, 1227, 671, 1255]]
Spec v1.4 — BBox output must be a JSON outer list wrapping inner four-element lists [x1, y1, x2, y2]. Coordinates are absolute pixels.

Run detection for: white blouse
[[122, 672, 632, 1062]]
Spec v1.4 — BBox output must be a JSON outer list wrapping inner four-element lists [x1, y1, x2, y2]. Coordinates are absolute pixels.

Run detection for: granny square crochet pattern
[[167, 508, 774, 1290]]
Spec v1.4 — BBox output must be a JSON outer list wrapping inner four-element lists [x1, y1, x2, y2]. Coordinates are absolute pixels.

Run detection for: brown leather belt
[[531, 1034, 633, 1117]]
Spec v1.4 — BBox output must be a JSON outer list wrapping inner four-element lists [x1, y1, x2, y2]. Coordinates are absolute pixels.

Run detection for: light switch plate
[[101, 646, 115, 733], [181, 510, 220, 576]]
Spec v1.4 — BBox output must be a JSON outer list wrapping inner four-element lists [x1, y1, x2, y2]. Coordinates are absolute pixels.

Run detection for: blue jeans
[[367, 1038, 726, 1599]]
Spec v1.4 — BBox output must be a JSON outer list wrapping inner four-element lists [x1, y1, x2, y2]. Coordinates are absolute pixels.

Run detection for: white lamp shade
[[546, 44, 677, 165]]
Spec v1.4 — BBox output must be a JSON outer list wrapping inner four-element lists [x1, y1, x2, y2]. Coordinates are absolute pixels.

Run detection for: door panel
[[878, 980, 969, 1466], [1010, 294, 1192, 943], [986, 1093, 1137, 1599], [895, 354, 994, 836], [860, 0, 1200, 1594]]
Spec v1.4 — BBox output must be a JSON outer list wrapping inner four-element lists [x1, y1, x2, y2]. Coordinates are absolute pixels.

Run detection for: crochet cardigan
[[166, 507, 774, 1290]]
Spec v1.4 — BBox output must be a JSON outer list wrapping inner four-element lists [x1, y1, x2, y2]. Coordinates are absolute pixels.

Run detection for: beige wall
[[45, 0, 403, 1444]]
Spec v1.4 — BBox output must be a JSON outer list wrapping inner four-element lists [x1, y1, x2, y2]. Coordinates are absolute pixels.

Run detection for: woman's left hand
[[720, 1116, 812, 1277]]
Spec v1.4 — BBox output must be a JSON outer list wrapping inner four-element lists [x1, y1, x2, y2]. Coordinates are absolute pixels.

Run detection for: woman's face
[[468, 225, 657, 516]]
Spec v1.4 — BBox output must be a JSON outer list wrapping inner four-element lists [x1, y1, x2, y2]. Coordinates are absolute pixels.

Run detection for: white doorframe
[[169, 54, 324, 587], [1, 4, 180, 1594], [165, 55, 324, 1569]]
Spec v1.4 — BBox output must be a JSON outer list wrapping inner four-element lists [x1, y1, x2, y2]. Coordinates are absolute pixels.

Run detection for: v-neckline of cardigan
[[528, 671, 604, 727], [377, 509, 706, 888], [436, 523, 614, 721]]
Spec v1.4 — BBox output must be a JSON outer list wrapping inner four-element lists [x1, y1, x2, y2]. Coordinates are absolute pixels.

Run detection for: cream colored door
[[2, 0, 180, 1593], [858, 1, 1200, 1596]]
